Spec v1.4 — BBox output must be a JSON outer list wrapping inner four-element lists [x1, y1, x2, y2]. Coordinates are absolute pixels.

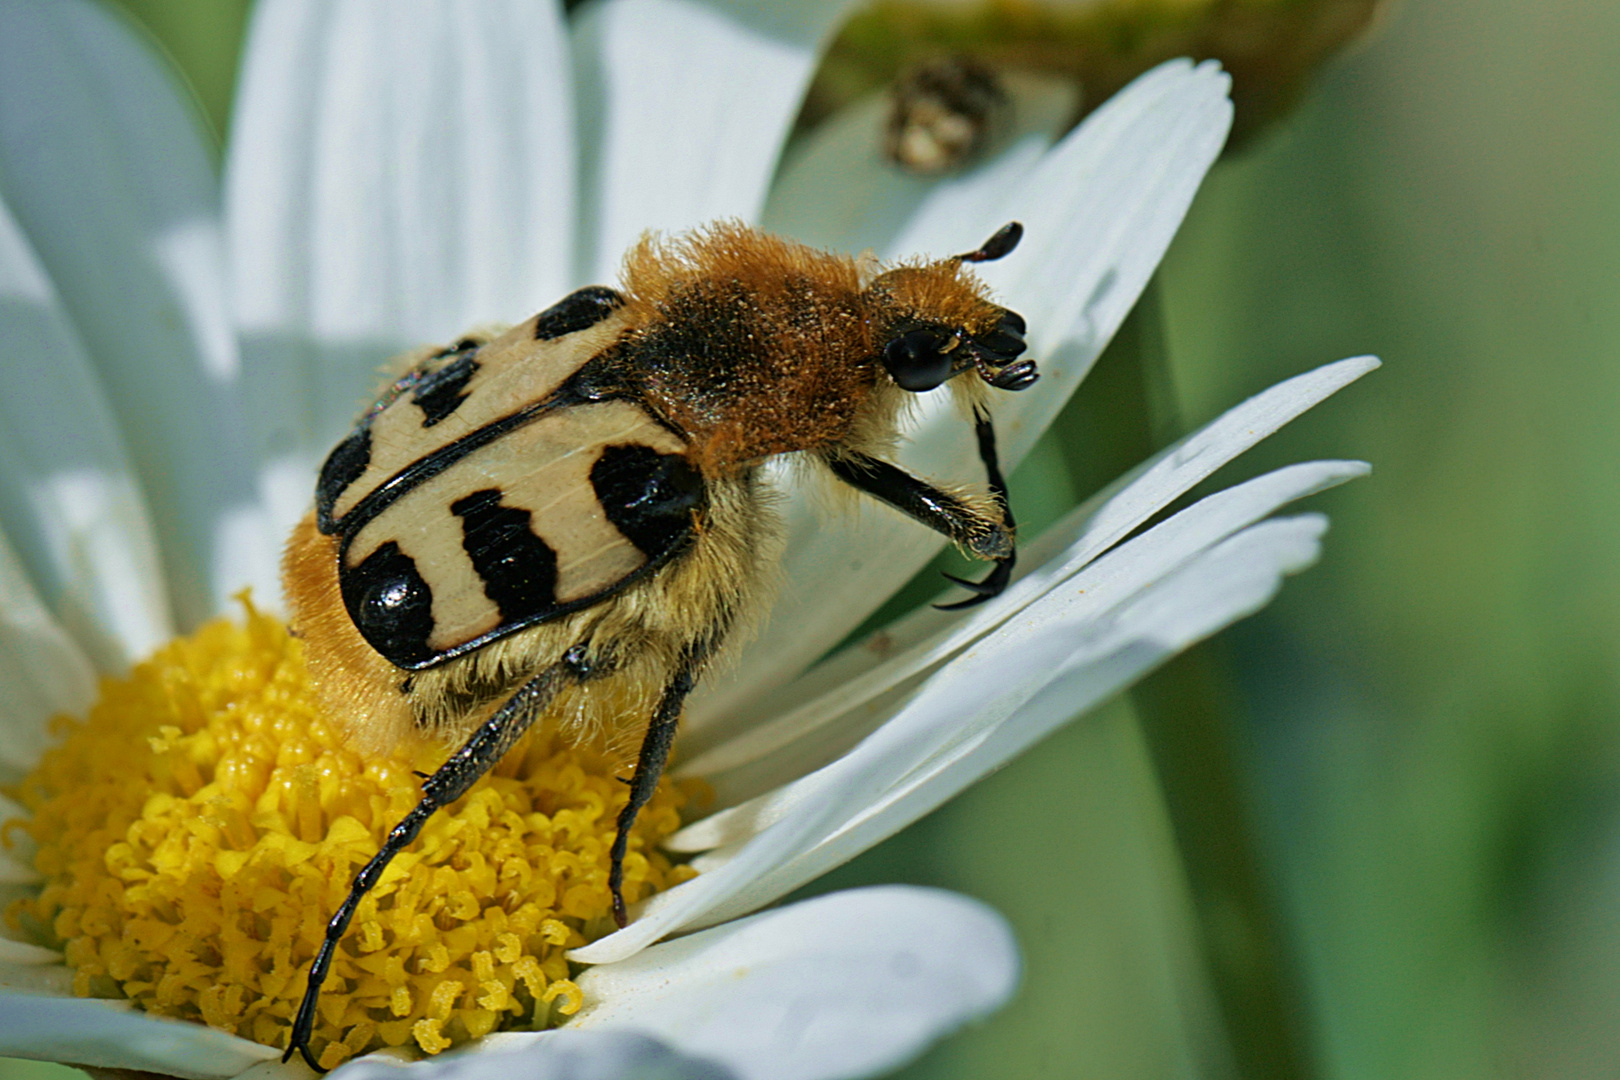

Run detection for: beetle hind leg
[[282, 664, 570, 1072]]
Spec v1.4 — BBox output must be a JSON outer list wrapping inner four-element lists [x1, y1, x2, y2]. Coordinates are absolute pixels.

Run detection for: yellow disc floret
[[5, 600, 696, 1070]]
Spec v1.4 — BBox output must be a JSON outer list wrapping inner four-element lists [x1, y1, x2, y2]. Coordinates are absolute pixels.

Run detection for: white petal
[[0, 0, 263, 626], [691, 353, 1379, 749], [0, 522, 97, 771], [568, 887, 1016, 1080], [0, 190, 173, 669], [0, 788, 40, 883], [575, 456, 1353, 962], [227, 0, 577, 467], [762, 72, 1079, 256], [693, 515, 1329, 926], [0, 942, 58, 965], [332, 1031, 732, 1080], [572, 0, 859, 283], [694, 59, 1237, 724], [0, 963, 71, 996], [0, 993, 277, 1079], [0, 856, 39, 886], [730, 478, 1325, 826], [676, 458, 1368, 822]]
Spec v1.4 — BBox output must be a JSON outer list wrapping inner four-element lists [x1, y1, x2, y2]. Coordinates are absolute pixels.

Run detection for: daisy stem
[[1054, 276, 1318, 1080]]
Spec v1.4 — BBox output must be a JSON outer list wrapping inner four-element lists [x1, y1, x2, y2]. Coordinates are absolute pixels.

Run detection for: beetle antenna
[[956, 221, 1023, 263]]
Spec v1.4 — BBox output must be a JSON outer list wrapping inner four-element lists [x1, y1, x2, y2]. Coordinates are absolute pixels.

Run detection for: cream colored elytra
[[283, 320, 773, 759]]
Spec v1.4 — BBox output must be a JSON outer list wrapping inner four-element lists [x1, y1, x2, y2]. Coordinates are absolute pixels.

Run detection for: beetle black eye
[[883, 328, 953, 391]]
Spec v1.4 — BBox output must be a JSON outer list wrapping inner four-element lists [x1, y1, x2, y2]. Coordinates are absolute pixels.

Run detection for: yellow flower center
[[4, 600, 695, 1070]]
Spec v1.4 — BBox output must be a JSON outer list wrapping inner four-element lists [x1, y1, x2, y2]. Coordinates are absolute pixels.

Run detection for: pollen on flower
[[4, 599, 698, 1069]]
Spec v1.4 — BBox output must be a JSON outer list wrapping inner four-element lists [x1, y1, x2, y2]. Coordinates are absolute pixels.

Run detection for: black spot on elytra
[[450, 488, 559, 621], [533, 286, 624, 340], [343, 541, 435, 667], [316, 425, 372, 533], [412, 350, 480, 427], [591, 444, 704, 558]]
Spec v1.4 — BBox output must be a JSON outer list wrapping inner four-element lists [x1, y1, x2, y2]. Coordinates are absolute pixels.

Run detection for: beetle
[[280, 220, 1034, 1067]]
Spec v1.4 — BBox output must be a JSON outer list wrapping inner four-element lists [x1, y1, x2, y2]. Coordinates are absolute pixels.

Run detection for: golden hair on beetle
[[279, 220, 1036, 1069]]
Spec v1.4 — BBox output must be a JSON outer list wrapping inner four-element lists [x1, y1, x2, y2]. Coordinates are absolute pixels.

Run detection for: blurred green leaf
[[1156, 1, 1620, 1077]]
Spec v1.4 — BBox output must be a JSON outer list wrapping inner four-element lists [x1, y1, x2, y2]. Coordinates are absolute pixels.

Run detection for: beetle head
[[865, 222, 1036, 394]]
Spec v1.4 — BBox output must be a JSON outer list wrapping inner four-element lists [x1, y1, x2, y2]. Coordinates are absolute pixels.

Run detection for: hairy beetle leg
[[607, 652, 702, 927], [283, 667, 569, 1071], [936, 406, 1016, 611]]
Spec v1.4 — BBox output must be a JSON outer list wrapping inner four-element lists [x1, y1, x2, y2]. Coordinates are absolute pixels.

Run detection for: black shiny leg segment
[[282, 668, 566, 1072], [826, 450, 1012, 563], [936, 407, 1015, 611], [609, 654, 701, 927]]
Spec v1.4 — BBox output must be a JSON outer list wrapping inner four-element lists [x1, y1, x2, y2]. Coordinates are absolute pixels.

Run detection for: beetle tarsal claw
[[936, 556, 1015, 610]]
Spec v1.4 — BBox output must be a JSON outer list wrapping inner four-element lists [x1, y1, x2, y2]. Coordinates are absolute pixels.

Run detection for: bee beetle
[[280, 220, 1034, 1067]]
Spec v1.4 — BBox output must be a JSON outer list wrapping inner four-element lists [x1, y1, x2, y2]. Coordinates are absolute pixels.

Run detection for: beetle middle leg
[[608, 651, 703, 927], [283, 663, 570, 1071]]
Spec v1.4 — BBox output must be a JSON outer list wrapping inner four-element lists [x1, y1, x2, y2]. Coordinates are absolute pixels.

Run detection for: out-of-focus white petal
[[334, 1031, 734, 1080], [566, 887, 1015, 1080], [0, 0, 262, 627], [0, 942, 57, 965], [572, 0, 859, 283], [696, 59, 1236, 724], [0, 523, 96, 772], [227, 0, 577, 487], [575, 454, 1354, 962], [677, 458, 1367, 819], [0, 992, 277, 1079], [0, 963, 71, 997], [0, 191, 172, 670], [0, 859, 39, 886], [763, 72, 1078, 257]]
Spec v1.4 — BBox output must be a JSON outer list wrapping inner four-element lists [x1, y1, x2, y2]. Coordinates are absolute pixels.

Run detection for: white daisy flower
[[0, 2, 1375, 1079]]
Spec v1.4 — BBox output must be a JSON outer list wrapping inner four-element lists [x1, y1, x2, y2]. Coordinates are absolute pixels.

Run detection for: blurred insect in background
[[798, 0, 1392, 164], [280, 220, 1037, 1068], [886, 55, 1011, 174]]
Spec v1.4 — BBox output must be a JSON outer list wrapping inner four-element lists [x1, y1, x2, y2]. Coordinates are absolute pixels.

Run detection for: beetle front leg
[[826, 452, 1010, 561], [825, 409, 1015, 607], [936, 406, 1015, 610]]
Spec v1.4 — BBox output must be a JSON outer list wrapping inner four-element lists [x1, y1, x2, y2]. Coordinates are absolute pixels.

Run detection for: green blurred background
[[8, 1, 1620, 1078]]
